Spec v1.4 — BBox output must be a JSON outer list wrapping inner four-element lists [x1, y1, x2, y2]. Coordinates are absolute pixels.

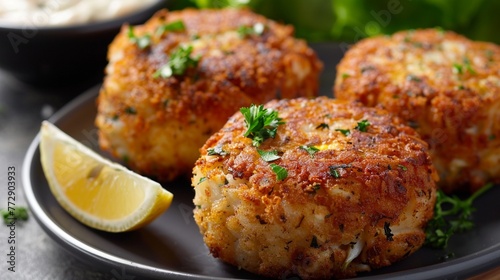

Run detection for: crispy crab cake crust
[[96, 8, 322, 181], [192, 97, 438, 279], [335, 29, 500, 193]]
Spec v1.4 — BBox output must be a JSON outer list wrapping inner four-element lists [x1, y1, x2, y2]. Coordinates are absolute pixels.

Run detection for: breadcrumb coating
[[96, 8, 322, 181], [335, 29, 500, 193], [192, 97, 438, 279]]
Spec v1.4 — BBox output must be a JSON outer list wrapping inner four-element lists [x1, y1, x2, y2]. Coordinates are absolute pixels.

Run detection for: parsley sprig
[[240, 105, 284, 147], [425, 183, 493, 249], [355, 120, 370, 132]]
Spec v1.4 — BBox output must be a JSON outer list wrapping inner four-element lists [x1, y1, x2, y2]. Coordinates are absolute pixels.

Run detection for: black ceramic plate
[[22, 43, 500, 280]]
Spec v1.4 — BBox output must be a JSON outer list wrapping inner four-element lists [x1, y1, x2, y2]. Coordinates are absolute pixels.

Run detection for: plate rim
[[22, 84, 500, 280]]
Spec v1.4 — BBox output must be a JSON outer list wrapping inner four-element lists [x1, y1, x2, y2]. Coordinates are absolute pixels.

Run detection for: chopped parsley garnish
[[258, 149, 281, 162], [127, 26, 151, 49], [299, 145, 319, 157], [270, 163, 288, 181], [197, 177, 207, 185], [156, 20, 186, 36], [341, 72, 351, 79], [207, 145, 228, 156], [240, 104, 284, 147], [335, 128, 351, 136], [463, 57, 476, 75], [329, 164, 351, 178], [1, 207, 28, 225], [397, 164, 407, 171], [316, 123, 329, 130], [237, 22, 265, 38], [384, 222, 394, 241], [453, 57, 476, 76], [425, 183, 493, 249], [452, 63, 463, 75], [355, 120, 370, 132], [330, 168, 340, 178], [154, 45, 199, 78]]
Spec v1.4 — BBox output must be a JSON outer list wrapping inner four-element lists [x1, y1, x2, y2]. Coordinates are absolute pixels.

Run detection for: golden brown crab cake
[[95, 8, 322, 181], [335, 29, 500, 193], [192, 97, 438, 279]]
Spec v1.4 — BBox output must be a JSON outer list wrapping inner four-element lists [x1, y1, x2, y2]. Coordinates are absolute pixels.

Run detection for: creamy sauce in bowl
[[0, 0, 160, 27]]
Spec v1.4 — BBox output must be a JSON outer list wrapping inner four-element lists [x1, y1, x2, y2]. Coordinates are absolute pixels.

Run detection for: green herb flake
[[341, 72, 351, 79], [207, 145, 228, 156], [397, 164, 407, 171], [156, 20, 186, 36], [299, 145, 319, 157], [425, 183, 493, 249], [154, 45, 199, 78], [240, 105, 284, 147], [1, 207, 29, 225], [237, 22, 265, 38], [355, 120, 370, 132], [335, 128, 351, 136], [313, 184, 321, 192], [198, 177, 207, 185], [452, 63, 463, 75], [316, 123, 329, 130], [331, 169, 339, 178], [329, 164, 351, 178], [270, 163, 288, 181], [463, 57, 476, 75], [258, 149, 281, 162], [127, 26, 151, 49]]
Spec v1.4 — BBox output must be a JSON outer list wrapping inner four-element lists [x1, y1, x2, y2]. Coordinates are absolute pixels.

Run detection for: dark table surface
[[0, 70, 118, 279], [1, 43, 499, 280]]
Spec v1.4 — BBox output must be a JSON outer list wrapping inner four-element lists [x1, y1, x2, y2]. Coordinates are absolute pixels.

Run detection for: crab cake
[[335, 29, 500, 193], [95, 9, 322, 181], [192, 97, 438, 279]]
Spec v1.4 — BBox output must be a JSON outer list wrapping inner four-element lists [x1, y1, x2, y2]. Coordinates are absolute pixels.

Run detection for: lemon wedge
[[39, 121, 173, 232]]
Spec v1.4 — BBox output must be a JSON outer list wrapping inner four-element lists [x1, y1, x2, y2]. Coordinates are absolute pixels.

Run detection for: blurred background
[[170, 0, 500, 44], [1, 0, 499, 85]]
